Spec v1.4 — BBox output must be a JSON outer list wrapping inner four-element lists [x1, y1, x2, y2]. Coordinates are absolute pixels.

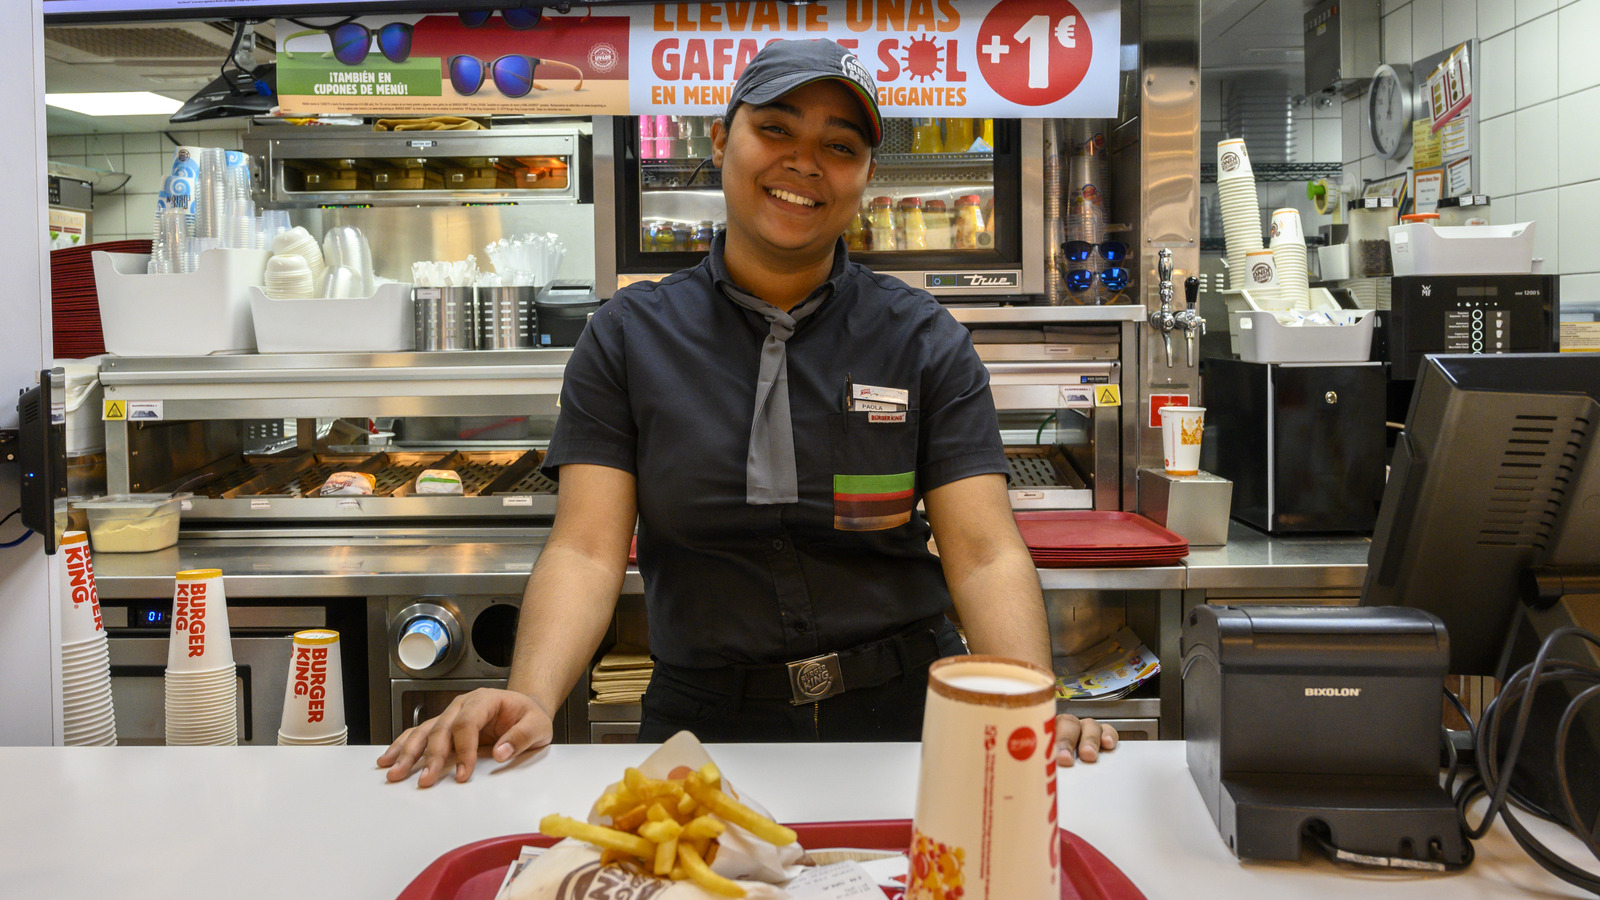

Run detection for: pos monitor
[[1363, 351, 1600, 854]]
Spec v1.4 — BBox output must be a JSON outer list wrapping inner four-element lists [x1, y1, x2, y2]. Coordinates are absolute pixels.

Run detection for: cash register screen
[[1363, 352, 1600, 675]]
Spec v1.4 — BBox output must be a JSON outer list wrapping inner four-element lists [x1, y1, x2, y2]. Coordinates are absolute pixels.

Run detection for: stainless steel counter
[[92, 522, 1367, 597]]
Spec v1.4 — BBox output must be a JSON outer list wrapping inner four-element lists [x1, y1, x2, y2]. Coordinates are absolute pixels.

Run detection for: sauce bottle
[[923, 199, 952, 249], [911, 118, 943, 154], [869, 196, 896, 252], [845, 208, 867, 251], [901, 197, 928, 251], [954, 195, 985, 250], [943, 118, 974, 153]]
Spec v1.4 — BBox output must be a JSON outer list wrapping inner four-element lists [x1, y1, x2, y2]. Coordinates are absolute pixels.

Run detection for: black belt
[[652, 613, 951, 706]]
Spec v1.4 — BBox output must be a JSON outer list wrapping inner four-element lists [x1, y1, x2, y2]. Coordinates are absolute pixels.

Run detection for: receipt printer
[[1181, 605, 1468, 865]]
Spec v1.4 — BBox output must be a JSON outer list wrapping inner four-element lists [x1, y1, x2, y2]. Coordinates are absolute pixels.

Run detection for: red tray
[[1015, 511, 1188, 554], [396, 819, 1145, 900]]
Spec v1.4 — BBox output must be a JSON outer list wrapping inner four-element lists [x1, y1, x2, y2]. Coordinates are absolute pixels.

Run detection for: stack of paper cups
[[59, 532, 116, 746], [278, 629, 348, 746], [1244, 249, 1278, 306], [1216, 139, 1263, 290], [164, 569, 238, 746], [1269, 208, 1310, 310]]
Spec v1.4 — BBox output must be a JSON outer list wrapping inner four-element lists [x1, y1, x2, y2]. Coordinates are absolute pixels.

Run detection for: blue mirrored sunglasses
[[1066, 267, 1131, 293], [1061, 240, 1128, 263], [459, 8, 545, 29], [285, 21, 412, 66]]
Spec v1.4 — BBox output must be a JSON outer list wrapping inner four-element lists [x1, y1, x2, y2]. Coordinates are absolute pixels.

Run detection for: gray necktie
[[720, 283, 828, 504]]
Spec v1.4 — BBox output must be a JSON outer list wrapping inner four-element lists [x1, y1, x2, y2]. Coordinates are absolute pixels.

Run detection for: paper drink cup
[[1160, 406, 1206, 476], [166, 569, 234, 672], [1244, 248, 1278, 303], [1216, 138, 1253, 181], [910, 656, 1059, 900], [278, 629, 346, 740], [1269, 207, 1305, 245], [58, 532, 105, 645]]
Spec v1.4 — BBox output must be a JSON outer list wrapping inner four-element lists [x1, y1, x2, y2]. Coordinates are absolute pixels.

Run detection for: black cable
[[0, 508, 20, 530], [0, 530, 31, 549]]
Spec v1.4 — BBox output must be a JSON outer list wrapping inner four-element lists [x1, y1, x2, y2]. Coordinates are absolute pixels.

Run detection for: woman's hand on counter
[[376, 688, 554, 787], [1057, 714, 1118, 766]]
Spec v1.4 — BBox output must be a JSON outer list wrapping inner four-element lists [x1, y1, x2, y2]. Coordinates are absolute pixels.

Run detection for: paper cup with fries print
[[910, 656, 1059, 900]]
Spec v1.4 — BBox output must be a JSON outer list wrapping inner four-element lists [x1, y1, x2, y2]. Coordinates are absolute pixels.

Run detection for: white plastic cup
[[58, 532, 105, 645], [278, 629, 346, 741], [911, 656, 1059, 900], [1160, 406, 1206, 477], [1244, 249, 1278, 304], [1216, 139, 1254, 181], [166, 569, 234, 672], [397, 616, 450, 670]]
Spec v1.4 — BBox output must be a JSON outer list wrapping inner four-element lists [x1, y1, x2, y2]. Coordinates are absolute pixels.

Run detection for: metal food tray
[[1006, 445, 1093, 510], [157, 449, 558, 520]]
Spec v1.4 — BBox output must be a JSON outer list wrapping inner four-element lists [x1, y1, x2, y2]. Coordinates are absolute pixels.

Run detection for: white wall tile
[[1559, 272, 1600, 307], [1442, 0, 1478, 49], [92, 193, 125, 239], [1559, 179, 1600, 272], [125, 152, 166, 195], [1516, 16, 1560, 108], [1342, 99, 1363, 167], [122, 194, 159, 239], [120, 133, 161, 154], [1478, 33, 1516, 120], [195, 129, 244, 150], [1362, 154, 1388, 186], [1291, 117, 1315, 161], [1413, 0, 1444, 59], [1314, 117, 1342, 161], [1479, 0, 1517, 35], [1517, 189, 1560, 271], [1517, 101, 1560, 192], [84, 134, 122, 157], [1480, 113, 1518, 197], [1382, 0, 1412, 14], [1518, 0, 1558, 22], [1489, 194, 1518, 225], [1558, 0, 1600, 94], [1384, 6, 1414, 64], [1314, 96, 1341, 119], [47, 135, 85, 156], [1558, 87, 1600, 186]]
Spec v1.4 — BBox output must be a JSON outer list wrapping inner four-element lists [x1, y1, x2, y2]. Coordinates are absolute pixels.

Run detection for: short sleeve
[[541, 298, 637, 480], [917, 305, 1007, 491]]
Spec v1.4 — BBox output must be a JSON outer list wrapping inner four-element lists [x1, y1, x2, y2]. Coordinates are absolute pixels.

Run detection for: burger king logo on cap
[[840, 51, 876, 95], [1220, 151, 1240, 172]]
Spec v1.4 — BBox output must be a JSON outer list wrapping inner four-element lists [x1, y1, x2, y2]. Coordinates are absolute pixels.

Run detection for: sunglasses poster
[[277, 0, 1118, 118]]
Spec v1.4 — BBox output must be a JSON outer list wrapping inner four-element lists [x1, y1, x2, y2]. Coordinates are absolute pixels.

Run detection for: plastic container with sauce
[[1435, 195, 1492, 226], [911, 118, 943, 154], [443, 158, 501, 190], [955, 195, 985, 250], [1348, 197, 1399, 277], [943, 118, 974, 153], [845, 210, 867, 251], [303, 159, 369, 192], [901, 198, 928, 251], [923, 199, 953, 250], [868, 197, 896, 252], [513, 159, 569, 190], [371, 158, 438, 191], [78, 493, 188, 553]]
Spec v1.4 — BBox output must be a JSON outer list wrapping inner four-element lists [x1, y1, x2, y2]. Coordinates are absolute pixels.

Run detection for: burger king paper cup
[[1244, 248, 1278, 304], [910, 656, 1058, 900], [58, 532, 105, 645], [278, 629, 346, 741], [166, 569, 234, 673], [1216, 138, 1253, 181], [1160, 406, 1206, 476]]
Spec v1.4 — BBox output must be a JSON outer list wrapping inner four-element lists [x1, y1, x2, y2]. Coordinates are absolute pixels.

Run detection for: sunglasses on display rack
[[1060, 240, 1129, 263], [285, 21, 412, 66], [458, 8, 548, 29], [448, 55, 586, 97], [1065, 266, 1131, 293]]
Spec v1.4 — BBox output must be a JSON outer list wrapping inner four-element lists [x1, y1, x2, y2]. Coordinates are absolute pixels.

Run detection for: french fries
[[540, 760, 793, 898]]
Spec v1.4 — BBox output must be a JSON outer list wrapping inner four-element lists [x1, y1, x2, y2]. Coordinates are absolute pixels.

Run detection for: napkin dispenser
[[1181, 605, 1468, 865], [1137, 468, 1233, 546]]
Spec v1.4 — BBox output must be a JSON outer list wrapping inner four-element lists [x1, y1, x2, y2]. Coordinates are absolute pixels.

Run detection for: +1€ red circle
[[976, 0, 1094, 107]]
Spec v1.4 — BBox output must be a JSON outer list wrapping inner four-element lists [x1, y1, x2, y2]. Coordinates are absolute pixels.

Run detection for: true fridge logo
[[293, 646, 330, 722], [1305, 687, 1362, 697], [173, 582, 208, 657]]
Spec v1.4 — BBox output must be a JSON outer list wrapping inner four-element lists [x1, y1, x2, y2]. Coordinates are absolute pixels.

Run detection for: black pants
[[637, 622, 967, 743]]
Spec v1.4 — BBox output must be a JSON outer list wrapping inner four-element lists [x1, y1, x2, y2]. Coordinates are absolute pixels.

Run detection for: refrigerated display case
[[595, 116, 1045, 299]]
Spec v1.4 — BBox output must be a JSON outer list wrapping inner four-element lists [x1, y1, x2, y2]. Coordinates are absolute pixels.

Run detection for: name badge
[[868, 411, 907, 424], [851, 383, 909, 406], [851, 398, 902, 412]]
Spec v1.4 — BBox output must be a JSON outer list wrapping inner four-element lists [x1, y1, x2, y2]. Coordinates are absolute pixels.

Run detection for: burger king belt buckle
[[787, 652, 844, 705]]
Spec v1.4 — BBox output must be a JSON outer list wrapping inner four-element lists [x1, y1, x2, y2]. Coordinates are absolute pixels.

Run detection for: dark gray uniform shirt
[[542, 237, 1007, 669]]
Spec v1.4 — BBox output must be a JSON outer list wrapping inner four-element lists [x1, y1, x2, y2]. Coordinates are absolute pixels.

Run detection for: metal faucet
[[1174, 275, 1207, 368], [1149, 249, 1176, 367]]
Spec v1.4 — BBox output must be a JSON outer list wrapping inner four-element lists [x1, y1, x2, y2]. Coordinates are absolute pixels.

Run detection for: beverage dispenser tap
[[1150, 248, 1176, 367], [1174, 275, 1207, 368]]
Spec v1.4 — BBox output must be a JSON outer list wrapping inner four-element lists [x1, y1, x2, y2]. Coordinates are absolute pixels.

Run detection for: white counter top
[[0, 742, 1592, 899]]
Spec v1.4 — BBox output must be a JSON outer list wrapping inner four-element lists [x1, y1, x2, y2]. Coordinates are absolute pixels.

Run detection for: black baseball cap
[[725, 39, 882, 146]]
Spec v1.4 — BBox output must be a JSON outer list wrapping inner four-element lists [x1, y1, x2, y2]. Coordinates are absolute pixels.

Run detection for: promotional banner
[[277, 0, 1119, 118]]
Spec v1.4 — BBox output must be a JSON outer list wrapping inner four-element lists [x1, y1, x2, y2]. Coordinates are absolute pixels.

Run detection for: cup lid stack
[[164, 569, 238, 746], [59, 532, 116, 747]]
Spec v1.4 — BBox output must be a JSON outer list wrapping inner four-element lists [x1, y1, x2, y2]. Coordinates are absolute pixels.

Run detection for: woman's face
[[711, 79, 876, 261]]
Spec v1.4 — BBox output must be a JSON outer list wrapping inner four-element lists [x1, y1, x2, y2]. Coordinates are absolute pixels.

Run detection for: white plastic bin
[[249, 283, 416, 353], [93, 249, 270, 356], [1388, 222, 1534, 276], [1236, 310, 1376, 363]]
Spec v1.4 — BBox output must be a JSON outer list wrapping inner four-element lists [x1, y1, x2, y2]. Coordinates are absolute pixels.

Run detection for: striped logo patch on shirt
[[833, 471, 915, 531]]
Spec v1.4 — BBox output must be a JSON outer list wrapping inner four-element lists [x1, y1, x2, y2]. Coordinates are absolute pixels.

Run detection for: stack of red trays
[[1014, 511, 1189, 567], [50, 240, 150, 359]]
